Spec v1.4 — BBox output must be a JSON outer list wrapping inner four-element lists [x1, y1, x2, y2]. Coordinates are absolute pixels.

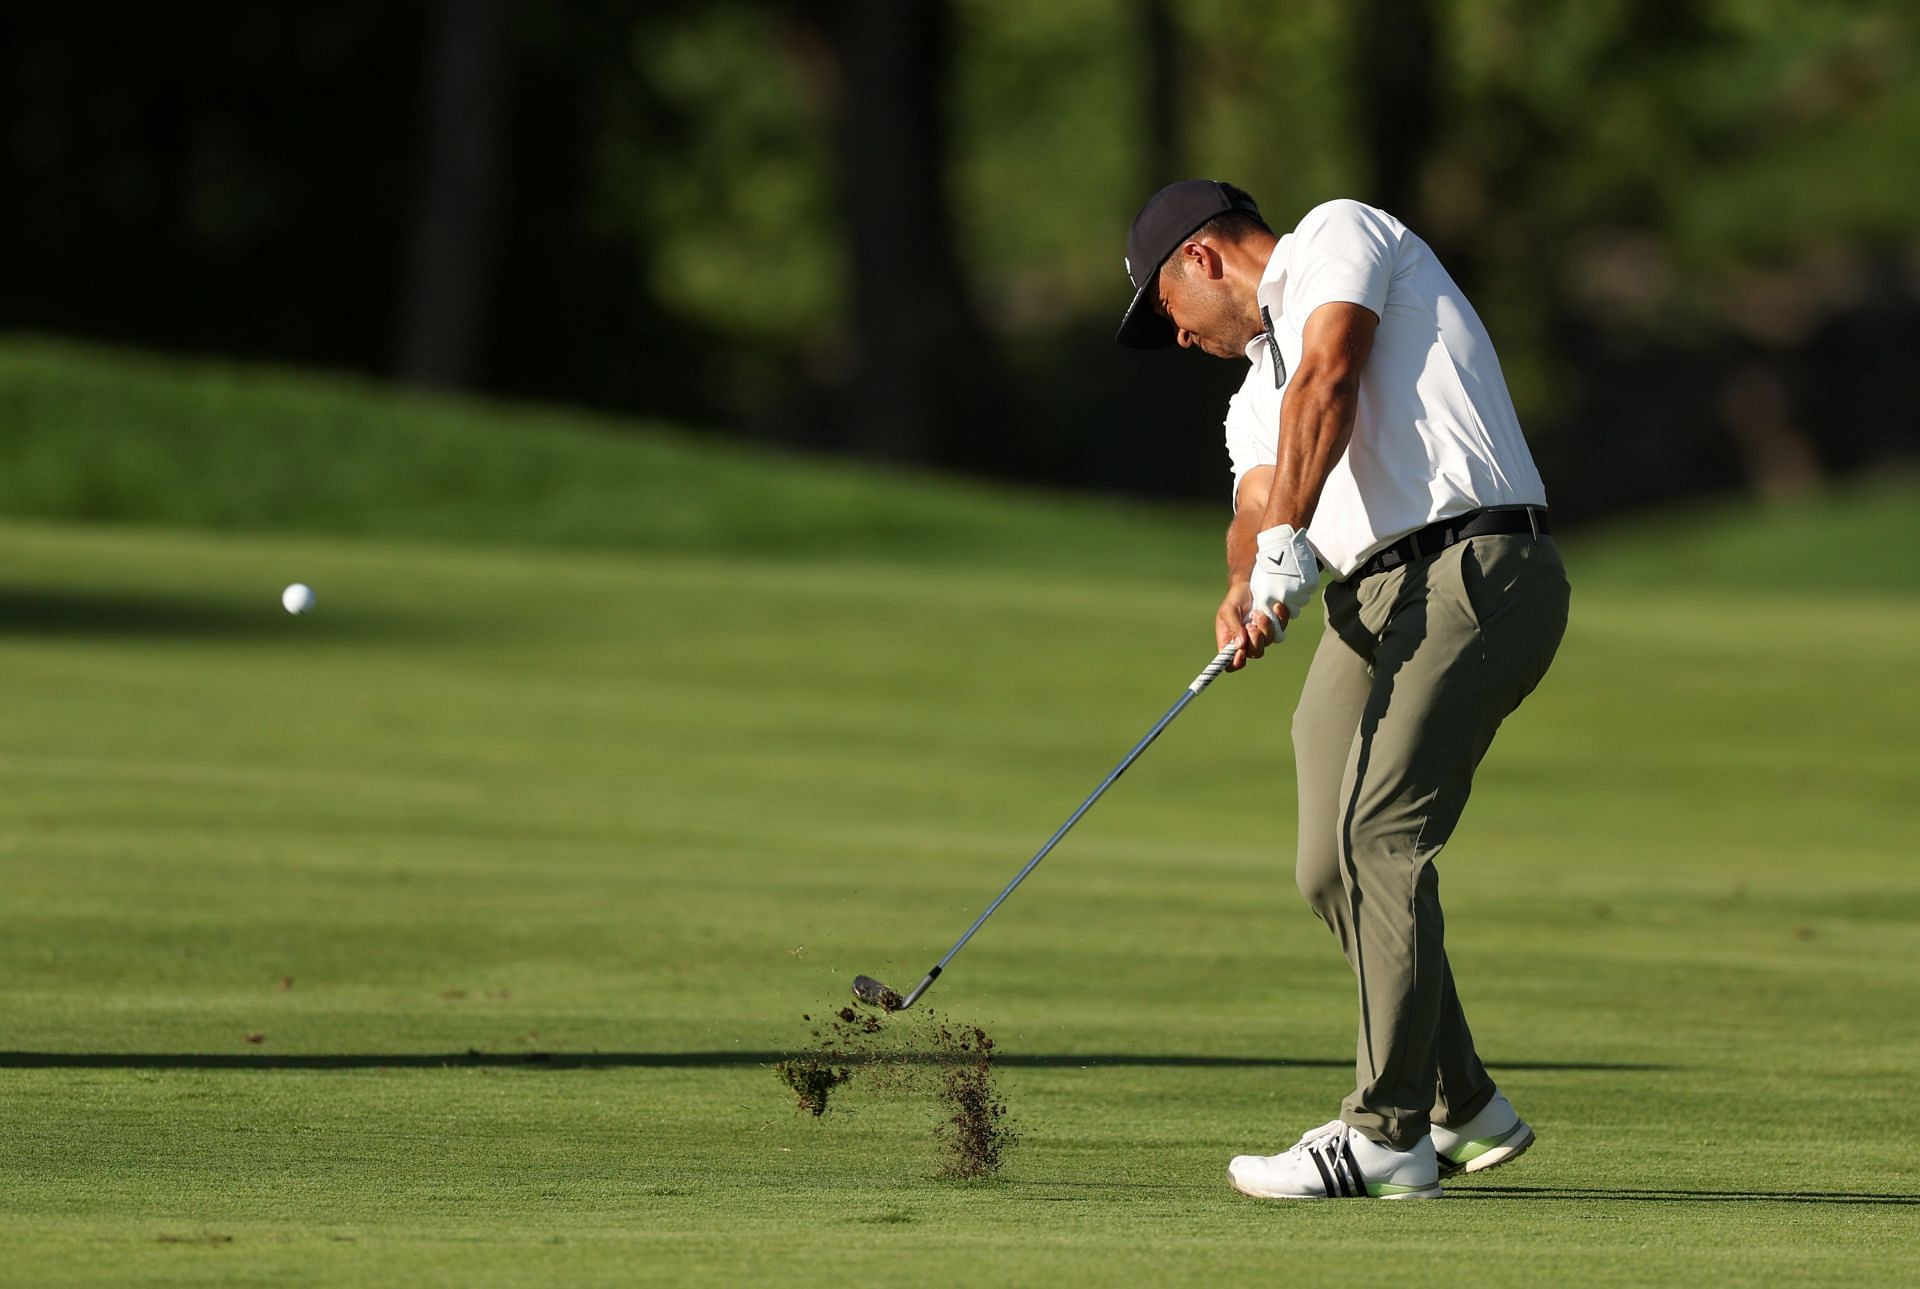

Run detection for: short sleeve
[[1286, 200, 1396, 322]]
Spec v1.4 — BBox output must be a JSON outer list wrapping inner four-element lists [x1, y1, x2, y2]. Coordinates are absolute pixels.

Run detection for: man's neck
[[1222, 234, 1280, 351]]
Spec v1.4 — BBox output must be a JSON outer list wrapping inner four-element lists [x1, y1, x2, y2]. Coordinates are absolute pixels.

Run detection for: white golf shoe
[[1431, 1090, 1535, 1178], [1228, 1120, 1442, 1200]]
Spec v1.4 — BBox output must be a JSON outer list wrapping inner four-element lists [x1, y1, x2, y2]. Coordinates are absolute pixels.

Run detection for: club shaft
[[898, 643, 1239, 1009]]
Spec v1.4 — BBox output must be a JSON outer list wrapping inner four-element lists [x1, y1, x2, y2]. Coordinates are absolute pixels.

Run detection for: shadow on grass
[[1452, 1183, 1919, 1207], [0, 1050, 1670, 1072], [0, 588, 409, 640]]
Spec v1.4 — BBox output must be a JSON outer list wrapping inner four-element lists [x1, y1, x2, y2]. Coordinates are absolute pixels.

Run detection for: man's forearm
[[1258, 371, 1358, 534], [1225, 505, 1263, 586]]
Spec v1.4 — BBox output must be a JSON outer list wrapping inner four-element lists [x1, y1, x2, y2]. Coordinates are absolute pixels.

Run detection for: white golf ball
[[281, 583, 316, 615]]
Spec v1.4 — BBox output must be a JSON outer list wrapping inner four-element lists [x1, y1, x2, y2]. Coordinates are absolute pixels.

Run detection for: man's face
[[1156, 248, 1258, 359]]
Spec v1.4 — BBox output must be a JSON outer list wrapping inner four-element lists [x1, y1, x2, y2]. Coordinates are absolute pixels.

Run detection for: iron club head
[[851, 974, 906, 1012]]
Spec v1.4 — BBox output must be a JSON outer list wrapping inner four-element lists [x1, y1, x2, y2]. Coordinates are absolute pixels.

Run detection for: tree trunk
[[397, 0, 508, 390], [1139, 0, 1179, 191], [1719, 363, 1823, 501], [1355, 0, 1437, 223], [836, 0, 997, 464]]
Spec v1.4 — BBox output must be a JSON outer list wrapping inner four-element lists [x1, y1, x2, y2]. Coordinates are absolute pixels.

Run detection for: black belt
[[1351, 506, 1550, 580]]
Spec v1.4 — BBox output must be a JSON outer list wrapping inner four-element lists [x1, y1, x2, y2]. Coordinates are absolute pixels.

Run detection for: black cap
[[1115, 180, 1263, 349]]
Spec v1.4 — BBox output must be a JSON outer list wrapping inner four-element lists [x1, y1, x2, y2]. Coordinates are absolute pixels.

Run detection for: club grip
[[1187, 642, 1242, 694]]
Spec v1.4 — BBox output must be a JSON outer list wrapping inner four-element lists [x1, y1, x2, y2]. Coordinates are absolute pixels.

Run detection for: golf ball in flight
[[281, 583, 316, 615]]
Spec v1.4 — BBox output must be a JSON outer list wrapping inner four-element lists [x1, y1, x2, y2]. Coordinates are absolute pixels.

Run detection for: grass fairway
[[0, 368, 1917, 1281]]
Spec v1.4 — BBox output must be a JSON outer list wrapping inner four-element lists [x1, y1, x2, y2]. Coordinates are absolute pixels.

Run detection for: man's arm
[[1259, 301, 1377, 531], [1245, 301, 1378, 647], [1215, 467, 1275, 671]]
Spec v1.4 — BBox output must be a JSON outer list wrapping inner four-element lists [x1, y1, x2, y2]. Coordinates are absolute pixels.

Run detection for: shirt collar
[[1242, 235, 1291, 363]]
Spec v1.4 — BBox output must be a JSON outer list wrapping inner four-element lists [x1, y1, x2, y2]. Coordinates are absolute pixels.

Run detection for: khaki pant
[[1292, 533, 1569, 1149]]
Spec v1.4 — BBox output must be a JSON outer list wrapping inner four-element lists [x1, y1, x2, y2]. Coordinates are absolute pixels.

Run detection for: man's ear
[[1176, 239, 1224, 281]]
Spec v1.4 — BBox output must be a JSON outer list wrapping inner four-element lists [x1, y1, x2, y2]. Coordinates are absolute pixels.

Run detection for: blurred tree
[[1426, 0, 1920, 511], [590, 4, 844, 438], [832, 0, 1003, 463], [1, 0, 1913, 514], [1355, 0, 1439, 227], [397, 0, 509, 390], [1138, 0, 1180, 191], [0, 4, 419, 367]]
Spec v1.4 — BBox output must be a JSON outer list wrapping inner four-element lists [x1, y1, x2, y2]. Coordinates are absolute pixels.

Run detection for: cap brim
[[1115, 282, 1176, 349]]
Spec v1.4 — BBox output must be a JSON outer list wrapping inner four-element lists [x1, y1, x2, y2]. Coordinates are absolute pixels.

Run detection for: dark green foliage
[[6, 5, 1916, 506], [0, 338, 1216, 574]]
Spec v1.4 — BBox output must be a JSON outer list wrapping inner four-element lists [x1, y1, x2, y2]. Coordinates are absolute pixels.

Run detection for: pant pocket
[[1461, 537, 1569, 692]]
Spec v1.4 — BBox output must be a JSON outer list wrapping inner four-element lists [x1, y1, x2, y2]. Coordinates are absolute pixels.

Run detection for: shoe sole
[[1229, 1174, 1443, 1201], [1437, 1123, 1535, 1179]]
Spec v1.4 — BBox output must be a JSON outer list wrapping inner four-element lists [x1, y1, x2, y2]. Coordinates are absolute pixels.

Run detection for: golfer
[[1117, 181, 1570, 1199]]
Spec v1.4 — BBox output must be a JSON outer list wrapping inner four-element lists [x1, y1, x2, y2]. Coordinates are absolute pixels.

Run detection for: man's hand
[[1249, 523, 1320, 640], [1215, 584, 1265, 672]]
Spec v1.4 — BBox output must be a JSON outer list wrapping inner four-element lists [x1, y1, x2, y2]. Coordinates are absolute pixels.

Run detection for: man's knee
[[1294, 846, 1345, 922]]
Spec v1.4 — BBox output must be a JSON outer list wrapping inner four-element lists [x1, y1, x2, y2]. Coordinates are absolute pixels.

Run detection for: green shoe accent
[[1451, 1137, 1500, 1164], [1367, 1181, 1442, 1198], [1437, 1122, 1535, 1178]]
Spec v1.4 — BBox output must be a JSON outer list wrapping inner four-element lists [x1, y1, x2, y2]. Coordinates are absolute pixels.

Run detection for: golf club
[[854, 638, 1246, 1011]]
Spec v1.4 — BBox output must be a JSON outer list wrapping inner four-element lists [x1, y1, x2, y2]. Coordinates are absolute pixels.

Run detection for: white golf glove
[[1249, 523, 1321, 640]]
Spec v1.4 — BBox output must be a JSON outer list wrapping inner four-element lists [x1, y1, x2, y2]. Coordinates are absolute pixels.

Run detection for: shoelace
[[1281, 1120, 1366, 1198], [1283, 1119, 1348, 1157]]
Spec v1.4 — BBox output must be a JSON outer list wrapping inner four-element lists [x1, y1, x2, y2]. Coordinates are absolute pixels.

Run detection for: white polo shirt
[[1223, 199, 1546, 579]]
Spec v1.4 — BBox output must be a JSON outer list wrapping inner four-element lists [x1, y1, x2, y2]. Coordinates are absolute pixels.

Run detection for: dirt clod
[[775, 995, 1016, 1176], [926, 1016, 1011, 1178], [837, 1005, 883, 1033], [774, 1056, 853, 1116]]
